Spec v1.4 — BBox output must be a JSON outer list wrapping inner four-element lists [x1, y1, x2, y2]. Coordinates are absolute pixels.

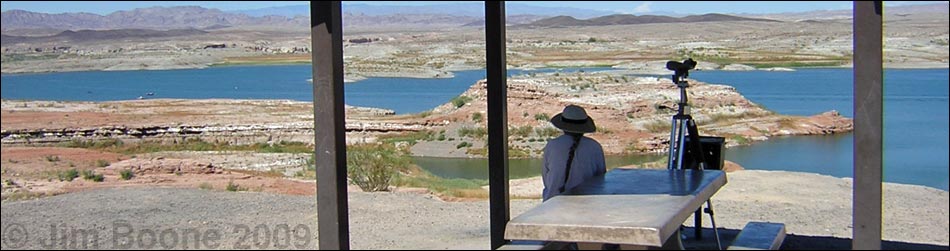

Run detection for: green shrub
[[81, 170, 105, 182], [379, 130, 434, 145], [226, 180, 245, 192], [471, 112, 483, 122], [95, 159, 110, 167], [45, 155, 61, 162], [346, 144, 410, 192], [450, 95, 473, 108], [60, 138, 124, 149], [457, 126, 487, 139], [119, 169, 134, 180], [534, 127, 561, 139], [534, 113, 550, 121], [456, 142, 471, 149], [58, 169, 79, 181], [596, 126, 613, 134], [510, 125, 534, 138], [730, 135, 751, 145]]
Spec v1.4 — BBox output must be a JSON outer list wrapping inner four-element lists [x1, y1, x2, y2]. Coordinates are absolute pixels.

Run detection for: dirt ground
[[0, 147, 316, 199]]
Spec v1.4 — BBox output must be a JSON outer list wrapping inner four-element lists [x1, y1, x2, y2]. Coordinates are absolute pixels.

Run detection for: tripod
[[665, 59, 723, 250]]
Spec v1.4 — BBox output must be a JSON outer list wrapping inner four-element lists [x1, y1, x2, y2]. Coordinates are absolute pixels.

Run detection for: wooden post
[[485, 1, 510, 249], [852, 1, 883, 250], [311, 1, 349, 250]]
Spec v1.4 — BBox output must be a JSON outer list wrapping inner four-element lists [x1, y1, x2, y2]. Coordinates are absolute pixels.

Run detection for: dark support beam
[[311, 1, 349, 250], [485, 1, 509, 250], [852, 1, 883, 250]]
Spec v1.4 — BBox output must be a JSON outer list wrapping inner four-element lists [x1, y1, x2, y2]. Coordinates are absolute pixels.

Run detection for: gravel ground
[[0, 187, 538, 250], [1, 170, 947, 250]]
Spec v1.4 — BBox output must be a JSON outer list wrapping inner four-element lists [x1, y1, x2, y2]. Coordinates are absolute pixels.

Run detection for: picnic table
[[505, 168, 727, 249]]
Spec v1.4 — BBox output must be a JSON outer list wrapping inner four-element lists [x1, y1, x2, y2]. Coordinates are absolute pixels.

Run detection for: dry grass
[[644, 120, 673, 133]]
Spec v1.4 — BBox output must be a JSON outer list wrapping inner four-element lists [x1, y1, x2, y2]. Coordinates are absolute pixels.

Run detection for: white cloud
[[633, 2, 652, 13]]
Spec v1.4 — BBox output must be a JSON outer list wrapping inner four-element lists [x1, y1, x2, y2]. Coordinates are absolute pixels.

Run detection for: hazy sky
[[0, 1, 942, 15]]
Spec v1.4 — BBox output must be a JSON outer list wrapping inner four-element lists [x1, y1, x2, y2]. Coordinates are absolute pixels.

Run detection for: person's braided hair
[[559, 132, 583, 194]]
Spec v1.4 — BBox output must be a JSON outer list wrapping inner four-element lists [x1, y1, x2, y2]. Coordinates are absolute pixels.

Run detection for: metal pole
[[311, 1, 349, 249], [852, 1, 883, 249], [485, 1, 510, 249]]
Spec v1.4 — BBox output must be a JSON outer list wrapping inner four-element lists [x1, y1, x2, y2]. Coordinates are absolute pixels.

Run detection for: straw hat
[[550, 105, 596, 134]]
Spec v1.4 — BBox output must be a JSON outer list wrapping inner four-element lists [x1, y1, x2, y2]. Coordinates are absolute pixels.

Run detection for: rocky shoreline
[[0, 99, 426, 146]]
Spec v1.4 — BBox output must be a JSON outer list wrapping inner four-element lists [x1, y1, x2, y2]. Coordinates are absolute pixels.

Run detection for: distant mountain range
[[523, 13, 778, 28], [0, 6, 525, 31], [236, 3, 619, 19], [1, 28, 208, 44], [236, 2, 949, 20], [744, 2, 949, 21], [1, 6, 308, 30], [2, 2, 946, 32]]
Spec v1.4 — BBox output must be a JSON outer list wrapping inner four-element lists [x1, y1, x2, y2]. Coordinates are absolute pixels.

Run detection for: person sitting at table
[[542, 104, 607, 201]]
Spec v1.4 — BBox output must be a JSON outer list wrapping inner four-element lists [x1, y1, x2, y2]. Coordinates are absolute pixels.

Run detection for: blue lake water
[[2, 66, 947, 190], [0, 65, 606, 114], [692, 69, 949, 191]]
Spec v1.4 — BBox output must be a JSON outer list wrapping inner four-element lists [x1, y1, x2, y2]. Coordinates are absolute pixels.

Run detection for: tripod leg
[[667, 117, 679, 169], [695, 208, 703, 240], [675, 119, 689, 169], [681, 117, 710, 240], [705, 199, 723, 250]]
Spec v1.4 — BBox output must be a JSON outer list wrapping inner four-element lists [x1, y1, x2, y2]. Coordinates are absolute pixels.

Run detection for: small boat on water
[[146, 92, 155, 96]]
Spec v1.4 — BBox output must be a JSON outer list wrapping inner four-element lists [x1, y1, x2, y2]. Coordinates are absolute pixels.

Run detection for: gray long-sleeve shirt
[[542, 134, 607, 201]]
